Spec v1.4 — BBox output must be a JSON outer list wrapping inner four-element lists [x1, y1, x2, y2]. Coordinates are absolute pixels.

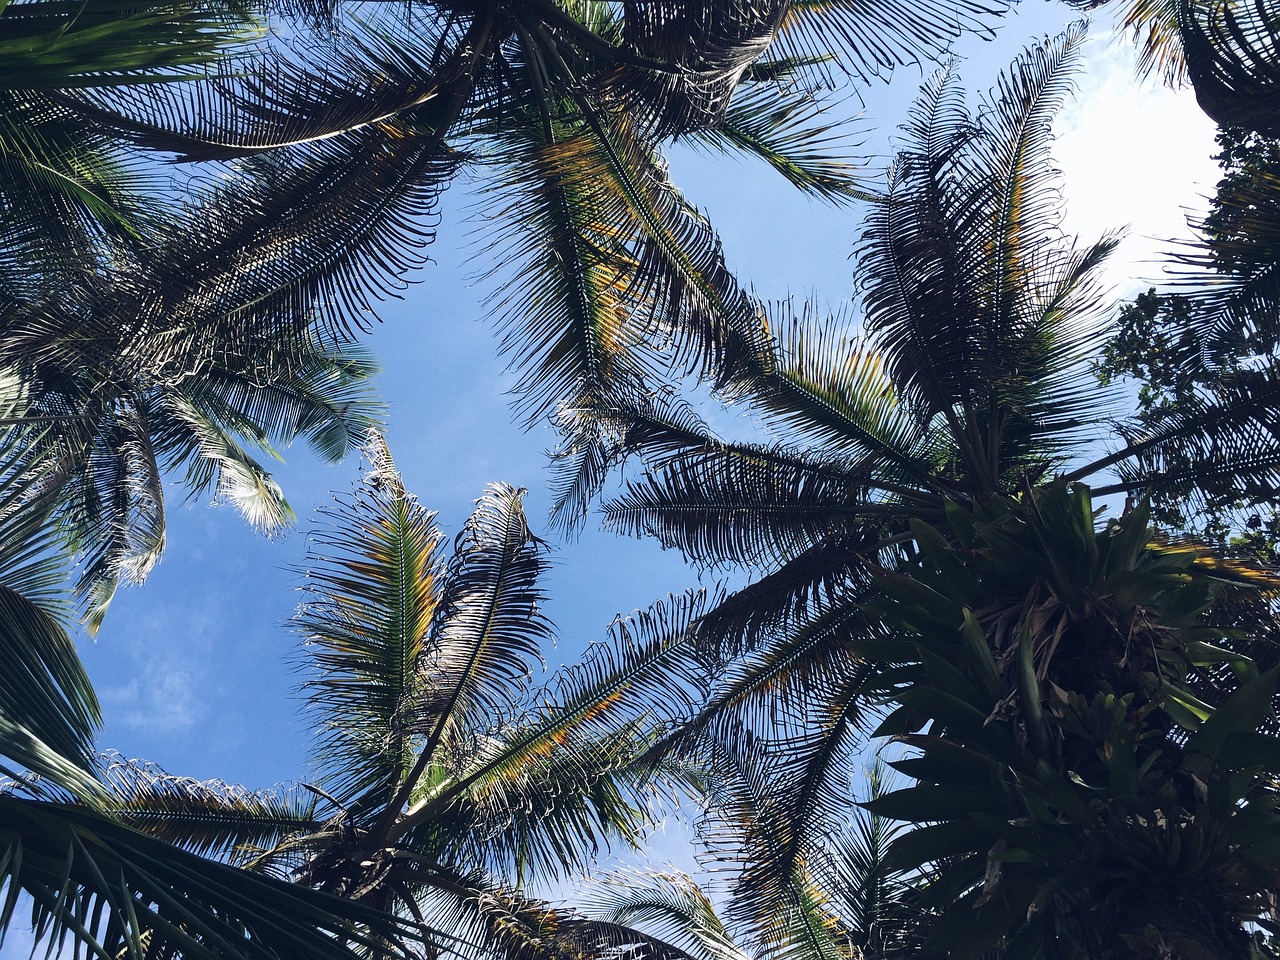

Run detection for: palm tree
[[4, 0, 1026, 625], [0, 412, 436, 960], [94, 433, 715, 959], [1, 0, 388, 626], [43, 0, 1018, 429], [862, 481, 1280, 958], [552, 25, 1280, 956]]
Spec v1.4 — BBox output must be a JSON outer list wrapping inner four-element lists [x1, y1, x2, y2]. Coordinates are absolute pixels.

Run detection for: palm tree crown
[[550, 25, 1280, 957]]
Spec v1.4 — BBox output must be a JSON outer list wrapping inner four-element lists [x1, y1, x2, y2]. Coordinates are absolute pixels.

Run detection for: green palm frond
[[297, 431, 447, 816], [397, 590, 712, 846], [60, 13, 459, 160], [0, 795, 433, 960], [0, 0, 258, 89], [579, 871, 749, 960], [0, 577, 100, 794], [736, 302, 937, 488], [416, 482, 552, 758], [689, 85, 874, 205], [1181, 0, 1280, 137], [0, 375, 99, 791], [603, 446, 893, 569], [477, 80, 760, 424]]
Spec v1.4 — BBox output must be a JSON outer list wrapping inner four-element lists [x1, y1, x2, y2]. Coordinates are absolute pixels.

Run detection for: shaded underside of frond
[[1103, 365, 1280, 509], [476, 81, 760, 424], [60, 11, 464, 160], [603, 446, 889, 568], [1181, 0, 1280, 137], [399, 591, 712, 850], [593, 0, 787, 138], [419, 483, 552, 750], [774, 0, 1012, 84], [100, 754, 322, 863], [0, 795, 430, 960]]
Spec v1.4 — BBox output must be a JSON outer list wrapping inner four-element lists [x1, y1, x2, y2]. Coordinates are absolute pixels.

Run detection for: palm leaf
[[579, 871, 748, 960], [689, 84, 875, 205], [99, 754, 323, 864], [602, 445, 894, 569], [0, 0, 257, 88], [773, 0, 1011, 84], [0, 795, 432, 960], [1180, 0, 1280, 136], [297, 431, 447, 817]]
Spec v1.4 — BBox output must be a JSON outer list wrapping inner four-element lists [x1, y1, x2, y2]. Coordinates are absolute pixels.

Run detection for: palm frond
[[689, 84, 874, 205], [0, 795, 432, 960], [398, 590, 712, 842], [690, 536, 881, 659], [579, 871, 749, 960], [548, 389, 721, 535], [1086, 363, 1280, 510], [417, 483, 552, 755], [580, 0, 788, 139], [773, 0, 1011, 85], [736, 301, 936, 489], [477, 87, 759, 423], [99, 754, 322, 863], [61, 11, 462, 160], [297, 432, 446, 816], [1181, 0, 1280, 137], [0, 0, 258, 89], [602, 446, 889, 569]]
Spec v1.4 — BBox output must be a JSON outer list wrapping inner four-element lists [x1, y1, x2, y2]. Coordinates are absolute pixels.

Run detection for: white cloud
[[100, 657, 204, 733], [1055, 30, 1222, 297]]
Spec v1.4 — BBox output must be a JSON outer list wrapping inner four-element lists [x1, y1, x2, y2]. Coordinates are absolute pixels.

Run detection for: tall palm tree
[[96, 433, 714, 959], [552, 25, 1280, 956]]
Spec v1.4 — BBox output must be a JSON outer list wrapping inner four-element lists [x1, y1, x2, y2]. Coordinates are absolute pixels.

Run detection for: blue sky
[[69, 0, 1221, 886]]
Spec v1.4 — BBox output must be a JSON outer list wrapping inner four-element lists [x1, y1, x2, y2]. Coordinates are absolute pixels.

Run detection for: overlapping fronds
[[398, 590, 714, 858], [297, 432, 447, 816], [477, 86, 759, 424], [688, 86, 873, 205], [548, 389, 722, 535], [0, 795, 433, 960], [1095, 363, 1280, 510], [61, 12, 463, 160], [603, 446, 885, 569], [1180, 0, 1280, 137], [579, 871, 749, 960], [733, 302, 935, 486], [589, 0, 787, 139]]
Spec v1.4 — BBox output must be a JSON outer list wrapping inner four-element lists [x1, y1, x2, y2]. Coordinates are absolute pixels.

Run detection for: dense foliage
[[4, 0, 1280, 959]]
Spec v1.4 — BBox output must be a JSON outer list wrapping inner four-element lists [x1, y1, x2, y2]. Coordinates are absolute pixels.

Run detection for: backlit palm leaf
[[298, 432, 447, 816]]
